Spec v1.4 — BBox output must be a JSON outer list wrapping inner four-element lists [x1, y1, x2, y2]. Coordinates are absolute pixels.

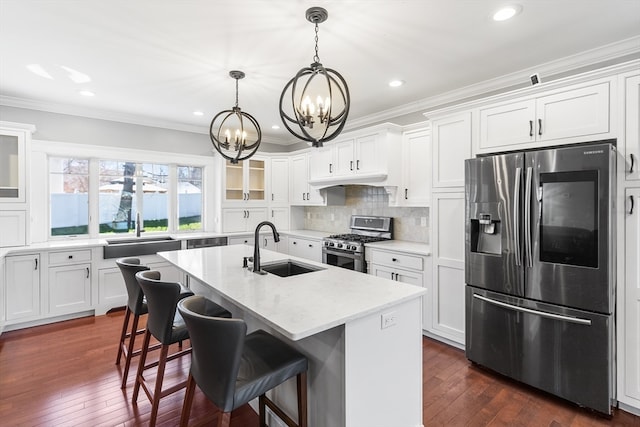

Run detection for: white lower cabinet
[[48, 263, 91, 315], [429, 192, 466, 346], [288, 237, 322, 262], [368, 248, 426, 287], [5, 253, 40, 322], [222, 207, 268, 233], [47, 249, 92, 316], [623, 188, 640, 407]]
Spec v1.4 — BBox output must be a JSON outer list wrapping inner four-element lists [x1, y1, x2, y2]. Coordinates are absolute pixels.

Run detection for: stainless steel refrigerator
[[464, 141, 616, 414]]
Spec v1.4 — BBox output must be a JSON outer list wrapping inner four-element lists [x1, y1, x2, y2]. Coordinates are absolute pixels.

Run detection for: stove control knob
[[347, 245, 354, 250], [337, 243, 343, 248], [329, 242, 335, 247]]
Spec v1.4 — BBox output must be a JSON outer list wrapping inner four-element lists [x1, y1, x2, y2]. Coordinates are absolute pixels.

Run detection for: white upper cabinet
[[269, 157, 289, 204], [223, 157, 266, 204], [624, 72, 640, 182], [222, 207, 268, 233], [307, 124, 402, 187], [478, 80, 611, 153], [398, 128, 431, 206], [308, 144, 334, 180], [289, 153, 323, 206], [431, 112, 472, 190], [0, 129, 27, 203]]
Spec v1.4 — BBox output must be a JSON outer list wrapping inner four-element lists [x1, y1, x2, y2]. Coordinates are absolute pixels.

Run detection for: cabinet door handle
[[34, 258, 38, 270], [404, 188, 408, 200], [247, 210, 250, 218], [350, 160, 353, 171], [246, 192, 250, 201], [68, 255, 73, 259], [392, 258, 398, 262], [271, 210, 274, 218], [631, 153, 635, 174], [329, 163, 332, 174], [306, 192, 310, 200], [302, 193, 306, 201], [631, 195, 635, 215], [272, 193, 274, 201], [264, 238, 267, 247], [356, 160, 360, 170], [538, 119, 542, 136], [86, 267, 90, 278], [529, 120, 533, 137]]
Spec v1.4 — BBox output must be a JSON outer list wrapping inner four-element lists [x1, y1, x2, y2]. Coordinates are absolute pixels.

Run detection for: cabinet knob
[[68, 255, 73, 259], [293, 241, 297, 245], [392, 258, 398, 262]]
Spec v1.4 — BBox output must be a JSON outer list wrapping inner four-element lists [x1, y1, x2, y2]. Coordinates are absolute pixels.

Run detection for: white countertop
[[365, 240, 431, 256], [159, 245, 425, 341]]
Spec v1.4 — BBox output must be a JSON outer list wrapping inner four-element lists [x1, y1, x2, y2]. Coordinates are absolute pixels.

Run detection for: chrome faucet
[[252, 221, 280, 275]]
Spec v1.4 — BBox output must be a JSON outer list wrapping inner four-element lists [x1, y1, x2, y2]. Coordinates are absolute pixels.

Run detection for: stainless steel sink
[[103, 236, 181, 259], [260, 259, 325, 277]]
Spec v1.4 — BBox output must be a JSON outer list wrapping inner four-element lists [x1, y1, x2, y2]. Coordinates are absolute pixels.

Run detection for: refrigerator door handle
[[514, 167, 522, 266], [473, 294, 592, 325], [524, 167, 533, 268]]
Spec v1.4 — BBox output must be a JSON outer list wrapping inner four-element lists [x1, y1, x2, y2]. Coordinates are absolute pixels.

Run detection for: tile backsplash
[[303, 185, 429, 243]]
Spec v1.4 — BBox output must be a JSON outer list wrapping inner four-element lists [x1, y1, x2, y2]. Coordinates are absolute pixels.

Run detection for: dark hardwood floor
[[0, 311, 638, 426]]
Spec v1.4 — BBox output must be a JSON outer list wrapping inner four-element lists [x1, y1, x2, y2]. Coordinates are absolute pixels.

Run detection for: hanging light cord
[[234, 78, 239, 108], [313, 22, 320, 63]]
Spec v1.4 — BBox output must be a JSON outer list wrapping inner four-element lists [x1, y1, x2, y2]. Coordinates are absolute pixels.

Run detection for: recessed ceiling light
[[79, 90, 95, 97], [271, 125, 281, 130], [389, 80, 404, 88], [193, 111, 204, 116], [26, 64, 53, 80], [493, 5, 522, 21]]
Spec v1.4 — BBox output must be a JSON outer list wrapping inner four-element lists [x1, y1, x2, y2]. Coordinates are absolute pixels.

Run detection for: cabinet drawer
[[369, 250, 423, 271], [49, 249, 92, 265]]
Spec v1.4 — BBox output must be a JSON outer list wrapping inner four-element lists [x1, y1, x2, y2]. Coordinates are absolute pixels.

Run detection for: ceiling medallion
[[210, 70, 262, 164], [279, 7, 350, 147]]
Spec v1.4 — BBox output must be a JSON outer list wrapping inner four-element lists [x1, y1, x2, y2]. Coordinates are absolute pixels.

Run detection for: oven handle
[[322, 247, 361, 260]]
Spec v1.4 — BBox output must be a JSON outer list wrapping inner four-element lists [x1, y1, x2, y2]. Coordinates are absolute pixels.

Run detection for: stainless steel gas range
[[322, 215, 393, 273]]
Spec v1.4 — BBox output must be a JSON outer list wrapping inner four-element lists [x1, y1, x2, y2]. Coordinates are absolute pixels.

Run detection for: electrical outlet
[[420, 216, 427, 227], [381, 312, 396, 329]]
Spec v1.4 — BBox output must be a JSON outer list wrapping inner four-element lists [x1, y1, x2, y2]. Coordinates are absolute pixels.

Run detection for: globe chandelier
[[279, 7, 350, 147], [210, 70, 262, 164]]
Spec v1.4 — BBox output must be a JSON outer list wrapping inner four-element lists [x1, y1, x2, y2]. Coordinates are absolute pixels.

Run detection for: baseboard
[[618, 401, 640, 417], [3, 310, 94, 332], [422, 330, 465, 351]]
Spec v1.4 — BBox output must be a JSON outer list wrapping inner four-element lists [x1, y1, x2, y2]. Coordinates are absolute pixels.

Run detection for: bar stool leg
[[217, 412, 231, 427], [148, 344, 170, 427], [297, 372, 308, 427], [132, 329, 152, 403], [179, 373, 197, 427], [120, 313, 141, 388], [116, 307, 132, 365]]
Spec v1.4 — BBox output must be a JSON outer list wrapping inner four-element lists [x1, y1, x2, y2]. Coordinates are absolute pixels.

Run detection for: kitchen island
[[159, 244, 425, 427]]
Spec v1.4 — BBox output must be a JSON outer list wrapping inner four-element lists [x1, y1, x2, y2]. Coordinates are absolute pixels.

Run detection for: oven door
[[322, 247, 364, 272]]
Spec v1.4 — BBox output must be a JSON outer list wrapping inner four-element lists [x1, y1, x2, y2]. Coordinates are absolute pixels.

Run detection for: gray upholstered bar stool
[[177, 295, 308, 427], [115, 257, 155, 389], [133, 270, 231, 427]]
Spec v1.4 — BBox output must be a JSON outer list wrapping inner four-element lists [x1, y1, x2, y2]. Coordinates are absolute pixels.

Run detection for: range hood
[[308, 172, 388, 189]]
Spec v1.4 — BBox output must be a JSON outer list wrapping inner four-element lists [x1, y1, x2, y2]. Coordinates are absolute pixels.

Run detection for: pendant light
[[210, 70, 262, 164], [279, 7, 350, 147]]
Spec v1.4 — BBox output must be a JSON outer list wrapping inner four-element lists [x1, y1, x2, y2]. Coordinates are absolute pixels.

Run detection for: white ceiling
[[1, 0, 640, 145]]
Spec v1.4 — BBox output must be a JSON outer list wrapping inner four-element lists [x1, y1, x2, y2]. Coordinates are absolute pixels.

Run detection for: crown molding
[[3, 36, 639, 140], [346, 36, 640, 129]]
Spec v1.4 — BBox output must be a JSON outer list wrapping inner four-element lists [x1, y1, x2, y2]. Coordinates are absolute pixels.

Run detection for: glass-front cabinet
[[0, 122, 34, 248], [0, 129, 26, 203], [224, 158, 266, 204]]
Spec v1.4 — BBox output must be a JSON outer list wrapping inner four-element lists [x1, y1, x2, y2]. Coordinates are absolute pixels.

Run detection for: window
[[49, 157, 89, 236], [99, 161, 169, 234], [177, 166, 203, 231], [49, 156, 203, 238]]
